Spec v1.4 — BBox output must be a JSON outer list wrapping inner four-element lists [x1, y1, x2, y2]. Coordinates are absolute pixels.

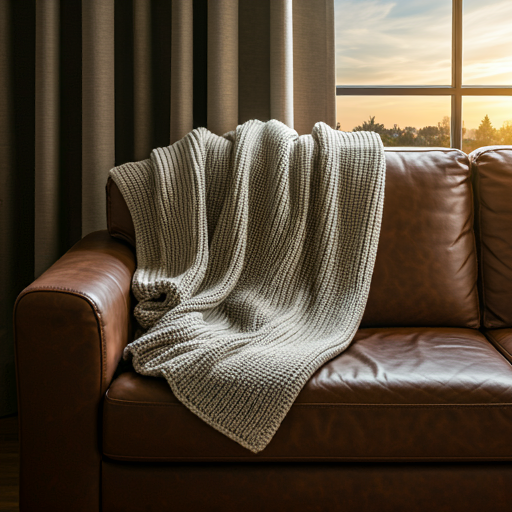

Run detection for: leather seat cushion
[[103, 327, 512, 462]]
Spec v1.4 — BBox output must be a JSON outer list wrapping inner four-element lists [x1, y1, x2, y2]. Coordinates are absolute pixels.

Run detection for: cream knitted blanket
[[110, 120, 385, 453]]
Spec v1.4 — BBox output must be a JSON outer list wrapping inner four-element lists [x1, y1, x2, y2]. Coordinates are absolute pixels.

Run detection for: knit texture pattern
[[109, 120, 385, 453]]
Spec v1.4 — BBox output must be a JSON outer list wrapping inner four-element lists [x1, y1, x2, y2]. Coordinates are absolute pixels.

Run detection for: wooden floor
[[0, 415, 19, 512]]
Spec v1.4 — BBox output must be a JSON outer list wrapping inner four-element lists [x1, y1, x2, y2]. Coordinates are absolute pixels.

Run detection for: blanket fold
[[110, 120, 385, 453]]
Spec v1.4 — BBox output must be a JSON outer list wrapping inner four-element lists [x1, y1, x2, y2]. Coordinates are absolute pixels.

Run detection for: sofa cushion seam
[[486, 331, 512, 362], [102, 453, 512, 462], [104, 396, 512, 409]]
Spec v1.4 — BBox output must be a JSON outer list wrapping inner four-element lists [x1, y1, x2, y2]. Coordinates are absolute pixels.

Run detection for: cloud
[[335, 0, 512, 86], [463, 0, 512, 84], [335, 0, 452, 85]]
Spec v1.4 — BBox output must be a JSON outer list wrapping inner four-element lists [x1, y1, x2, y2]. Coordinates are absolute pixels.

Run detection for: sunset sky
[[335, 0, 512, 131]]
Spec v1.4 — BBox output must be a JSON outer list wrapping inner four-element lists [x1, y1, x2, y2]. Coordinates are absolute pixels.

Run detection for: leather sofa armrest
[[14, 230, 136, 512]]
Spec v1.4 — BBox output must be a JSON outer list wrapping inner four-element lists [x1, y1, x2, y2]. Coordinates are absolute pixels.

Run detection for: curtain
[[0, 0, 335, 417]]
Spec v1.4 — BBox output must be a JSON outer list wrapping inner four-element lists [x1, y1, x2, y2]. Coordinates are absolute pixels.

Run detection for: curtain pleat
[[35, 0, 60, 278], [150, 0, 173, 149], [59, 0, 83, 253], [208, 0, 239, 135], [293, 0, 336, 135], [0, 0, 335, 417], [236, 0, 337, 136], [171, 0, 194, 143], [270, 0, 294, 128], [192, 0, 208, 128], [115, 0, 135, 165], [2, 0, 36, 416], [238, 0, 270, 124], [82, 0, 115, 236], [0, 1, 13, 295], [133, 0, 153, 160], [0, 0, 17, 416]]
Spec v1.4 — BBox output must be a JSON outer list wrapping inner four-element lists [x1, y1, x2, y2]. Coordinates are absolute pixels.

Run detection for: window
[[335, 0, 512, 151]]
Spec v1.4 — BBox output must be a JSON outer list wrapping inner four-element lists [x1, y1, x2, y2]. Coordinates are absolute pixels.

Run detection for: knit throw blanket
[[110, 120, 385, 453]]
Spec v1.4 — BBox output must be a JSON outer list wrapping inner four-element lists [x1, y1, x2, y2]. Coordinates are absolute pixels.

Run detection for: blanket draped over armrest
[[109, 120, 385, 453]]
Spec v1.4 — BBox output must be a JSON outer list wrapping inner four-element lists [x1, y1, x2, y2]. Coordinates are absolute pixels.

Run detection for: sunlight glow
[[336, 96, 451, 137], [335, 0, 512, 132], [463, 97, 512, 133]]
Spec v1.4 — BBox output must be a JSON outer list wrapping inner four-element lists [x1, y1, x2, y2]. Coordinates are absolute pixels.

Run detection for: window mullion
[[451, 0, 463, 149]]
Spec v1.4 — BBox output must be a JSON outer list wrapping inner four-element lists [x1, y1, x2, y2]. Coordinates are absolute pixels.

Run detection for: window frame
[[335, 0, 512, 149]]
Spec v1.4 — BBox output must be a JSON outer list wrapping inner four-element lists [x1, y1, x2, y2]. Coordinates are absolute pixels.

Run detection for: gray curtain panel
[[0, 0, 335, 417]]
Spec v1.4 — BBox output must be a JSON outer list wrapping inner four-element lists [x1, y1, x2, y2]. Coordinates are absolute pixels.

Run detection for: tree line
[[336, 115, 512, 152]]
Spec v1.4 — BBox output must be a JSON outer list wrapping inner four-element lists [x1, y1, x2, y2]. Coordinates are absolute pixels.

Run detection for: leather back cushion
[[470, 146, 512, 329], [107, 148, 480, 328], [362, 149, 479, 327]]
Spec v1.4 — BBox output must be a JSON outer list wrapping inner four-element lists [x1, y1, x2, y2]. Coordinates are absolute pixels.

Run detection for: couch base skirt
[[102, 460, 512, 512]]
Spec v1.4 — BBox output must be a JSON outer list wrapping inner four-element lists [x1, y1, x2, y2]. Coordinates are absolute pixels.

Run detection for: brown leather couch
[[14, 146, 512, 511]]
